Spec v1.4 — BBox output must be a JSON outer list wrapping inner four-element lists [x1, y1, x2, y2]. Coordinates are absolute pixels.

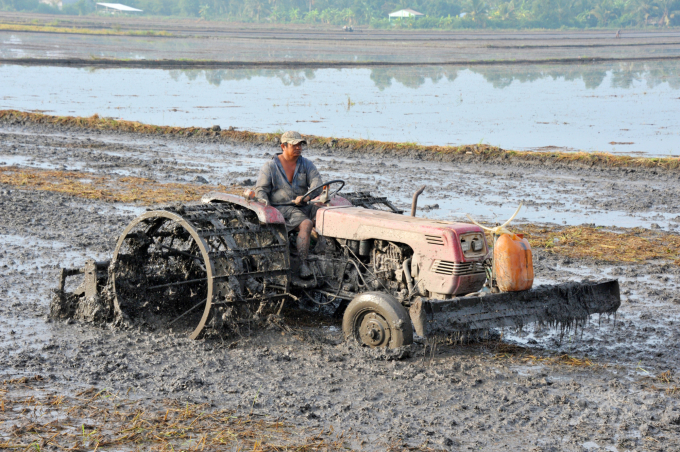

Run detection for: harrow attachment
[[409, 279, 620, 338]]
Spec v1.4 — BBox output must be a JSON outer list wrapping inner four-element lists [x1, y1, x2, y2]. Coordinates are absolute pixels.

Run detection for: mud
[[3, 15, 680, 65], [2, 123, 680, 450]]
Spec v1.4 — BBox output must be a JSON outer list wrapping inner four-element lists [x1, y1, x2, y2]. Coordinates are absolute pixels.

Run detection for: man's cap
[[280, 131, 307, 145]]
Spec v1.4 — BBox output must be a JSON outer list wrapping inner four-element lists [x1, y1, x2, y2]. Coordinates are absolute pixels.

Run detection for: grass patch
[[0, 24, 172, 37], [0, 376, 349, 451], [0, 166, 238, 205], [2, 110, 680, 172], [517, 224, 680, 264], [492, 343, 601, 368]]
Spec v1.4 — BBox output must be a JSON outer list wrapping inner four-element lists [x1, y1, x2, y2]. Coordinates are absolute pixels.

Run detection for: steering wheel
[[303, 179, 345, 202], [270, 180, 345, 207]]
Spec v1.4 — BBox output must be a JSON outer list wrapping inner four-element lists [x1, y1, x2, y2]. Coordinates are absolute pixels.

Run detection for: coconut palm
[[305, 9, 320, 23], [492, 1, 516, 21], [465, 0, 489, 24], [589, 1, 617, 25], [553, 0, 575, 24], [243, 0, 267, 21], [343, 8, 355, 25], [654, 0, 680, 26]]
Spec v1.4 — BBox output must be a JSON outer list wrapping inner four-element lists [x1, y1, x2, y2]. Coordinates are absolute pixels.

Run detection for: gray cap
[[280, 131, 307, 145]]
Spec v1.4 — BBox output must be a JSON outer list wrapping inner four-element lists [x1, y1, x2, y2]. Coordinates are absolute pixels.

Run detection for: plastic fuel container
[[493, 233, 534, 292]]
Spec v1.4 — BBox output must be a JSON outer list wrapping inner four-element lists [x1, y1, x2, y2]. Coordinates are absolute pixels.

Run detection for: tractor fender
[[201, 191, 285, 224]]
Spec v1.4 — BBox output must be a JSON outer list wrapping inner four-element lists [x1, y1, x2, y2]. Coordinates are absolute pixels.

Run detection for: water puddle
[[1, 61, 678, 155]]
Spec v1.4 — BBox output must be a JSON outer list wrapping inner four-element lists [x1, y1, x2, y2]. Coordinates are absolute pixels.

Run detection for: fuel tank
[[493, 233, 534, 292]]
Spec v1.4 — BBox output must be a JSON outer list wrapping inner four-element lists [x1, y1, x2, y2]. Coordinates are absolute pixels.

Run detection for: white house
[[96, 3, 143, 13], [388, 8, 425, 21]]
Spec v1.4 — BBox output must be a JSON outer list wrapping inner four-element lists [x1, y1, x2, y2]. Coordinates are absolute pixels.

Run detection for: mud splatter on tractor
[[53, 183, 620, 348]]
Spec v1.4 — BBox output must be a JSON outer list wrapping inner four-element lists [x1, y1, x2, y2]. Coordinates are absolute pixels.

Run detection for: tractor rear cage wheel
[[111, 203, 290, 339]]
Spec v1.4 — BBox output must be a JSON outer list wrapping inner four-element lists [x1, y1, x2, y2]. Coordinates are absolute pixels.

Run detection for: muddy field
[[1, 121, 680, 450], [2, 11, 680, 64]]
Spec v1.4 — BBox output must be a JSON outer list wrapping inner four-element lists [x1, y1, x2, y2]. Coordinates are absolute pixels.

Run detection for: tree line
[[2, 0, 679, 29]]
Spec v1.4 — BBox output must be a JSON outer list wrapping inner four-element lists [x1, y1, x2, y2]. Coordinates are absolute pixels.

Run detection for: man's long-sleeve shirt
[[255, 154, 322, 205]]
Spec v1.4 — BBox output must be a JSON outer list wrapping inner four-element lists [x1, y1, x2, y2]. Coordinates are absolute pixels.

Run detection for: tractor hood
[[316, 206, 485, 261]]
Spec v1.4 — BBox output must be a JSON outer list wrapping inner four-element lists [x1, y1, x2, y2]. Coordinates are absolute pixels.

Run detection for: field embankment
[[2, 110, 679, 174]]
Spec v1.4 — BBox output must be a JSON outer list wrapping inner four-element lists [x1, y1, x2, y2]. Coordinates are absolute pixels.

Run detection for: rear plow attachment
[[409, 280, 620, 338]]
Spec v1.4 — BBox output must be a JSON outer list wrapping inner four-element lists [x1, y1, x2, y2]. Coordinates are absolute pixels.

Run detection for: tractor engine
[[307, 238, 414, 303]]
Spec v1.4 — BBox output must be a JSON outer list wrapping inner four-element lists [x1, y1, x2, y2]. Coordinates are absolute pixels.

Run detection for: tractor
[[54, 180, 620, 348]]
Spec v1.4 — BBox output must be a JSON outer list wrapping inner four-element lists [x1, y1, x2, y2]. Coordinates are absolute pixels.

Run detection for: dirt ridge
[[3, 55, 680, 69], [2, 109, 679, 174]]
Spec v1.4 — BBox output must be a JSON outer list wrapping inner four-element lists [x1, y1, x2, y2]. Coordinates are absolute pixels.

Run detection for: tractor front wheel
[[342, 292, 413, 348]]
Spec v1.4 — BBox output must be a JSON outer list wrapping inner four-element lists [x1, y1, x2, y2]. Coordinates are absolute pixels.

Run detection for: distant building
[[388, 8, 424, 21], [39, 0, 79, 10], [96, 2, 143, 13]]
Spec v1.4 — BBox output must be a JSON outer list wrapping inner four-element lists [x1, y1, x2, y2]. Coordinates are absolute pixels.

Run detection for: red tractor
[[55, 181, 620, 348]]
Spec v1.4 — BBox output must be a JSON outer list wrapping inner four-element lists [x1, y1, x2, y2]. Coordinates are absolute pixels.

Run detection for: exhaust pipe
[[411, 185, 426, 217]]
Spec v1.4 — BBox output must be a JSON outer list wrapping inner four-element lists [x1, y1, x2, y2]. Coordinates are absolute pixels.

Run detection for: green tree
[[198, 3, 211, 19], [589, 0, 618, 25], [305, 8, 320, 22], [244, 0, 268, 21], [654, 0, 680, 25], [179, 0, 199, 16], [490, 1, 516, 21], [342, 7, 355, 24], [464, 0, 489, 24]]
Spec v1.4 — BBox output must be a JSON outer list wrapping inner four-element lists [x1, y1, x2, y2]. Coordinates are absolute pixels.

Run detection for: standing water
[[1, 61, 679, 155]]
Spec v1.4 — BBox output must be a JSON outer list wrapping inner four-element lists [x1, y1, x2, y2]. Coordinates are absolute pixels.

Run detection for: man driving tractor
[[255, 131, 322, 279]]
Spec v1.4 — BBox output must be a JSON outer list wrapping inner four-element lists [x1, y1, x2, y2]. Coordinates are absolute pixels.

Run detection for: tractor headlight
[[471, 240, 483, 252], [460, 233, 486, 257]]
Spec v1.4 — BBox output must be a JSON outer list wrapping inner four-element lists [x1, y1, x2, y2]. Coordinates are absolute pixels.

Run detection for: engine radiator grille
[[431, 260, 485, 276]]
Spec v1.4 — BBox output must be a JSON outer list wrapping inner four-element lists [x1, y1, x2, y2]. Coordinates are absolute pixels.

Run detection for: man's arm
[[306, 160, 323, 192], [254, 161, 273, 206], [294, 159, 322, 205]]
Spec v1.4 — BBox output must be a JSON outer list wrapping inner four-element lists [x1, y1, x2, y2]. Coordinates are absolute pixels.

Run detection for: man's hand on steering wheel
[[294, 195, 310, 205], [270, 180, 345, 207], [301, 180, 346, 203]]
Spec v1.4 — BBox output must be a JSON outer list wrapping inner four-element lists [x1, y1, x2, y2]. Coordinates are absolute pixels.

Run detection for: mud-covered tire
[[342, 292, 413, 348]]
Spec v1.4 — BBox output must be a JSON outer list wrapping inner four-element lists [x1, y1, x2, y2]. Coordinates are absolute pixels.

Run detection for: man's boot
[[299, 261, 313, 279]]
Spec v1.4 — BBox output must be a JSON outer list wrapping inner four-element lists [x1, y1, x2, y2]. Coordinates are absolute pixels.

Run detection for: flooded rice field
[[2, 123, 680, 450], [2, 60, 680, 156], [3, 27, 680, 63]]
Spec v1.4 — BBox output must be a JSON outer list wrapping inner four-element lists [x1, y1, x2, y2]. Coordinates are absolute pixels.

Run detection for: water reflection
[[168, 68, 317, 87], [2, 61, 678, 155], [165, 61, 680, 91]]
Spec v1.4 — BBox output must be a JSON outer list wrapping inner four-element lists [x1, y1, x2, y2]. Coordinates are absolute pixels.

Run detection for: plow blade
[[409, 280, 620, 338]]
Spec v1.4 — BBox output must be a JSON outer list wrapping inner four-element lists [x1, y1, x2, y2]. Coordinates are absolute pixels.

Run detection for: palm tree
[[493, 1, 516, 21], [654, 0, 680, 26], [465, 0, 489, 24], [553, 0, 575, 24], [243, 0, 267, 21], [590, 1, 617, 25], [305, 9, 320, 23], [352, 2, 372, 24], [343, 8, 355, 25], [319, 8, 333, 24]]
